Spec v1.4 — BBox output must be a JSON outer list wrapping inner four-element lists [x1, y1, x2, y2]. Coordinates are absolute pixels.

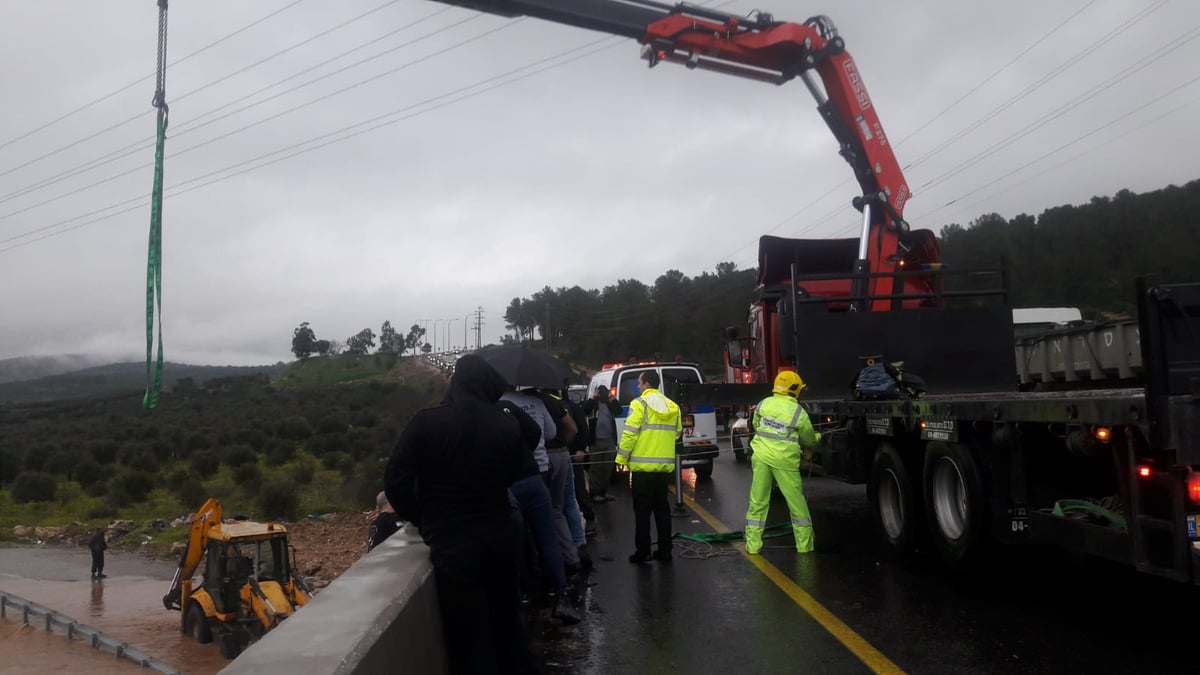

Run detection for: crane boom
[[431, 0, 924, 310]]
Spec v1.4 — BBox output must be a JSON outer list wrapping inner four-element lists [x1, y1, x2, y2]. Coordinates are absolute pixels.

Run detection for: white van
[[587, 361, 720, 479]]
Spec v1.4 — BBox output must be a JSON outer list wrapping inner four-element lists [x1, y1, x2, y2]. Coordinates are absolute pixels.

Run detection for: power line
[[910, 77, 1200, 225], [0, 15, 506, 226], [903, 1, 1167, 172], [896, 0, 1096, 148], [0, 4, 454, 202], [0, 28, 622, 253], [0, 0, 308, 155], [916, 22, 1200, 192]]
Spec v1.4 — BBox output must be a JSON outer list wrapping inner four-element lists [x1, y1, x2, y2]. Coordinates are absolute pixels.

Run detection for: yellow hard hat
[[773, 371, 805, 398]]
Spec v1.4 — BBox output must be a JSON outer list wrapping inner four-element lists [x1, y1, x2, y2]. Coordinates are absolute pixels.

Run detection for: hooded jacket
[[384, 355, 533, 548], [617, 387, 682, 473]]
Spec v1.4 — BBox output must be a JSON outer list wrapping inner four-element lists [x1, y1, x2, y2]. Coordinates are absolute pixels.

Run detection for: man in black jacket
[[385, 355, 539, 675], [88, 527, 107, 579]]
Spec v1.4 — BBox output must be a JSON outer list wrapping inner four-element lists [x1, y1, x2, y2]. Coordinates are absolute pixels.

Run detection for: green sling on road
[[144, 0, 169, 409]]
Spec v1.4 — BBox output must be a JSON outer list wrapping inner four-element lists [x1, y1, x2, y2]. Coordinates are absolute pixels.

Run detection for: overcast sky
[[1, 0, 1197, 366]]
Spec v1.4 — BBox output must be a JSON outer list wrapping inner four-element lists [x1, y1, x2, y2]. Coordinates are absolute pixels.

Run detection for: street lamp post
[[464, 312, 471, 351], [446, 318, 458, 353]]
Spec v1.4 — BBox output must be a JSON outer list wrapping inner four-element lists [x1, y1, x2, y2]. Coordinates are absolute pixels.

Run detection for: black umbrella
[[474, 346, 573, 389]]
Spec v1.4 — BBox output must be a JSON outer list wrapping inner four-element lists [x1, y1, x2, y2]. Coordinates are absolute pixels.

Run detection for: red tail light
[[610, 386, 617, 400], [1188, 470, 1200, 505], [1137, 465, 1152, 478]]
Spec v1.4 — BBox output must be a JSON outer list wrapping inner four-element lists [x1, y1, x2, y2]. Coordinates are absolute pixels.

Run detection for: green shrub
[[288, 455, 317, 485], [178, 479, 207, 509], [233, 463, 262, 487], [311, 433, 348, 456], [276, 416, 312, 440], [266, 441, 296, 467], [235, 428, 268, 451], [223, 445, 257, 469], [190, 451, 219, 475], [165, 466, 192, 490], [44, 449, 80, 478], [321, 451, 352, 472], [258, 480, 300, 521], [88, 439, 119, 465], [12, 471, 57, 503], [110, 469, 155, 503], [75, 458, 105, 489], [0, 447, 20, 483], [186, 432, 213, 452], [316, 414, 349, 435]]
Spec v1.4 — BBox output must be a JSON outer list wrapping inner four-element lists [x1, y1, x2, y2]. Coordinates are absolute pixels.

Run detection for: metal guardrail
[[0, 589, 181, 674]]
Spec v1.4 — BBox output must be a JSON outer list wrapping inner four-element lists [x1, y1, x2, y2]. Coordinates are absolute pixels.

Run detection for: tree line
[[291, 321, 429, 360], [497, 179, 1199, 374]]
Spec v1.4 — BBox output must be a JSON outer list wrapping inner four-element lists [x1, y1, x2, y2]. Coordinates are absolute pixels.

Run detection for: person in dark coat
[[367, 491, 403, 551], [385, 355, 539, 675], [88, 527, 107, 579]]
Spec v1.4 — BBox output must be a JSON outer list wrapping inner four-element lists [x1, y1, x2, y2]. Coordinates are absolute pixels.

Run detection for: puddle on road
[[1, 546, 232, 675], [1, 578, 230, 674], [1, 619, 144, 674]]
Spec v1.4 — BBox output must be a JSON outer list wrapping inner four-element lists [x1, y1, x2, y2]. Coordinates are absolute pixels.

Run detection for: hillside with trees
[[0, 354, 445, 537], [500, 179, 1199, 373]]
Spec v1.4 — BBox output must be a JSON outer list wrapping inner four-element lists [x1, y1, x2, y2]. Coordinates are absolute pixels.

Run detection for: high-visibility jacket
[[750, 393, 820, 471], [617, 388, 682, 473]]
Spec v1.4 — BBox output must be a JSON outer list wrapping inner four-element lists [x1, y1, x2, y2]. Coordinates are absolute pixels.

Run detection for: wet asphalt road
[[541, 441, 1200, 674]]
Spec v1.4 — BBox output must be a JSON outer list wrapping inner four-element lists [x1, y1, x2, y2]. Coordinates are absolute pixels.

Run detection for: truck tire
[[732, 434, 747, 462], [870, 442, 918, 556], [185, 602, 212, 644], [923, 442, 987, 565], [694, 459, 714, 480]]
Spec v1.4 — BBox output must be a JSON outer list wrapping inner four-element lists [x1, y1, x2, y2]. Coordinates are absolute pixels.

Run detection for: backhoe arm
[[162, 498, 222, 611]]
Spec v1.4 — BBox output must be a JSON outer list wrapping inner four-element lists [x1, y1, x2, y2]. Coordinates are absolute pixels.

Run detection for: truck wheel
[[732, 435, 747, 462], [923, 442, 987, 565], [185, 602, 212, 644], [870, 442, 918, 556], [694, 460, 714, 480]]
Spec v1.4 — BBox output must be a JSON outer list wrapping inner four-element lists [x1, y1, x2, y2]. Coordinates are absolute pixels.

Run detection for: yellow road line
[[677, 490, 905, 675]]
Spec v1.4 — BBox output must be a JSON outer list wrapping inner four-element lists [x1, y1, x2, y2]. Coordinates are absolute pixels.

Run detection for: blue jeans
[[510, 476, 568, 595], [562, 465, 586, 548]]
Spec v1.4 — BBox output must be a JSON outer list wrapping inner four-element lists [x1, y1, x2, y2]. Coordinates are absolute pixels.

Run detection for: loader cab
[[204, 536, 290, 613]]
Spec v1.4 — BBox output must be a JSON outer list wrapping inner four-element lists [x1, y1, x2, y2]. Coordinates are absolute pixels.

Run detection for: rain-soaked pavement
[[0, 545, 228, 674], [6, 441, 1200, 674], [539, 441, 1200, 674]]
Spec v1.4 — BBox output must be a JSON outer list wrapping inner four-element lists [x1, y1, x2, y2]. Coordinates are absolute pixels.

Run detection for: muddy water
[[0, 545, 229, 675]]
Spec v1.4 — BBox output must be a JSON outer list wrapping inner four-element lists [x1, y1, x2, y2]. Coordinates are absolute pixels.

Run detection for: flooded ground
[[0, 544, 229, 675]]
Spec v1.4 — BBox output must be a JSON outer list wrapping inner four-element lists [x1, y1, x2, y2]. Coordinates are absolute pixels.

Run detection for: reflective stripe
[[631, 456, 675, 464], [753, 430, 797, 442], [791, 518, 812, 527], [789, 405, 805, 428], [622, 424, 641, 434], [617, 449, 631, 459], [644, 423, 677, 432], [745, 518, 767, 527]]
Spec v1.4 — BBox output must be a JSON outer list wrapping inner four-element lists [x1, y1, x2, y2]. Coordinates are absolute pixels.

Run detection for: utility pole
[[545, 303, 551, 352], [474, 306, 485, 350]]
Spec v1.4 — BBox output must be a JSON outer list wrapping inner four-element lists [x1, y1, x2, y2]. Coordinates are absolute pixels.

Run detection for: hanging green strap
[[144, 0, 169, 410]]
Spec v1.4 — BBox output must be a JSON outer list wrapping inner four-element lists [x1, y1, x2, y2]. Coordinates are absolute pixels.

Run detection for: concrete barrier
[[220, 528, 446, 675]]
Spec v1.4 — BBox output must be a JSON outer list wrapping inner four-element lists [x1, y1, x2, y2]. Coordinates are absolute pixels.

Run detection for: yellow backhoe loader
[[162, 498, 311, 659]]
